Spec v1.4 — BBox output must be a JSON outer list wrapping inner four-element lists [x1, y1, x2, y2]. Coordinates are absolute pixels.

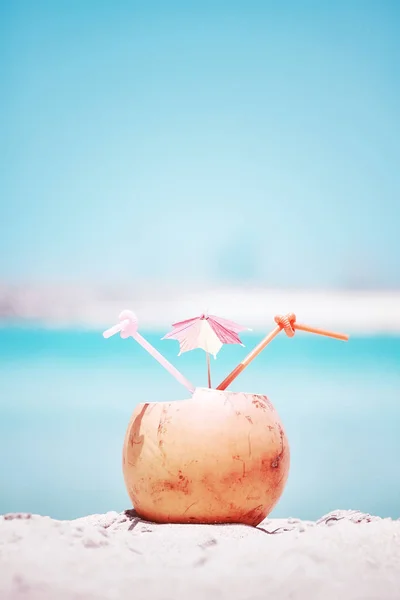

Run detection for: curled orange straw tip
[[274, 313, 349, 341]]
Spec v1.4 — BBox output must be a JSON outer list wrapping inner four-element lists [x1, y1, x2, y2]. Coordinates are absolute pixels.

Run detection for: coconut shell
[[122, 387, 290, 525]]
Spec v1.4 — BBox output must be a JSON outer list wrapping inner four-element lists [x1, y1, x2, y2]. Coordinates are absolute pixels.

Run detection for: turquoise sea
[[0, 325, 399, 521]]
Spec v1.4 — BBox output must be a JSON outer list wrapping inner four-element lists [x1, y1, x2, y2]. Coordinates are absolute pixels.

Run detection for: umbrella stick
[[207, 352, 212, 388]]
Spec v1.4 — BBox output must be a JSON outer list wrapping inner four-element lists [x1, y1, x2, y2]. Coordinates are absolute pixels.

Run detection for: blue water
[[0, 325, 399, 521]]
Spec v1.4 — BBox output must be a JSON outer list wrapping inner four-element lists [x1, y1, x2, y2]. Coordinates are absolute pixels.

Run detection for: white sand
[[1, 510, 399, 600], [1, 283, 400, 333]]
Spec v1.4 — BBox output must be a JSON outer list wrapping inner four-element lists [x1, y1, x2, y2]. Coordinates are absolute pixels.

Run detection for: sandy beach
[[1, 509, 399, 600], [1, 284, 400, 333]]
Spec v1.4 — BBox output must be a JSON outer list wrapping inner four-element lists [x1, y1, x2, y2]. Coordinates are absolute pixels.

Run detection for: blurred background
[[0, 0, 399, 521]]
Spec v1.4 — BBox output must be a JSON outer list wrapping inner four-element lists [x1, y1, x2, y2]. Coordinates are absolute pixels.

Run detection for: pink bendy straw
[[103, 310, 195, 394]]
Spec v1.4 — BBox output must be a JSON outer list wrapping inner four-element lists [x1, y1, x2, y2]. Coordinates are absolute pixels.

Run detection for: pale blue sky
[[1, 0, 399, 288]]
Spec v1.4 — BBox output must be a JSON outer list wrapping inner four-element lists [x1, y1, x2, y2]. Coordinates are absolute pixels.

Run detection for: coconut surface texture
[[122, 387, 290, 525]]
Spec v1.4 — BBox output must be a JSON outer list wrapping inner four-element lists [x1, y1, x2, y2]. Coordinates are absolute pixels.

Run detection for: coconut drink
[[122, 387, 289, 525], [104, 309, 348, 525]]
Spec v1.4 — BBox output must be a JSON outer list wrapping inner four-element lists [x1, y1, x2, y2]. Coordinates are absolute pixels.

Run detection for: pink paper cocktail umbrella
[[103, 310, 195, 394], [162, 313, 249, 388]]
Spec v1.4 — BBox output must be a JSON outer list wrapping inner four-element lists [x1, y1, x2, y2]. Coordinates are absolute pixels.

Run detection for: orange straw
[[217, 312, 349, 391]]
